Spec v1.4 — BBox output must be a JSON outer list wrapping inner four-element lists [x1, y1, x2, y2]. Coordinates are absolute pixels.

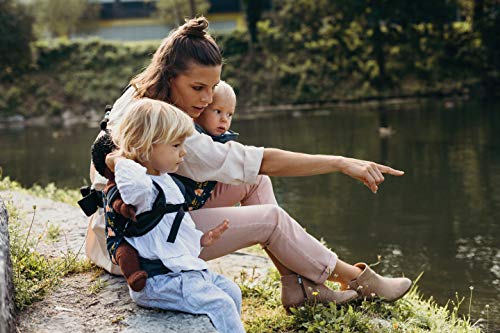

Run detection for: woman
[[87, 17, 411, 311]]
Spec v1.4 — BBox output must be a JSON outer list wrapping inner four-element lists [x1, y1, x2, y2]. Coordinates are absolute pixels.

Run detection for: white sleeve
[[114, 159, 154, 214], [176, 130, 265, 185], [107, 87, 265, 186], [107, 86, 136, 133]]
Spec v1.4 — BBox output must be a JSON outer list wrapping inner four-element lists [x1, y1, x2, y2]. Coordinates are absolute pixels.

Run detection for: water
[[1, 100, 499, 329]]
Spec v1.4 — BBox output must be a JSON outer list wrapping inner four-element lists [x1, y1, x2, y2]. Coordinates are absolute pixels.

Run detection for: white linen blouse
[[90, 86, 264, 191], [115, 158, 207, 273]]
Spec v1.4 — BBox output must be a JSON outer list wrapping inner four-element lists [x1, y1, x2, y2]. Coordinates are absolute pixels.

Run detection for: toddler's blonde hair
[[113, 98, 194, 162]]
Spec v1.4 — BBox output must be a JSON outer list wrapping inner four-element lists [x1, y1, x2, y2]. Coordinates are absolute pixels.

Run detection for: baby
[[195, 80, 236, 138], [173, 80, 239, 210]]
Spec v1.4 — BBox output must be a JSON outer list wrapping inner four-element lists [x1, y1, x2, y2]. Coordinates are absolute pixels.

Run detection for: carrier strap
[[78, 186, 103, 216], [106, 181, 188, 242]]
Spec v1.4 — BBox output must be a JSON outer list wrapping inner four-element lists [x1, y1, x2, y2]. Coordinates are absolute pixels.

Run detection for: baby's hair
[[214, 80, 236, 105], [113, 98, 194, 163]]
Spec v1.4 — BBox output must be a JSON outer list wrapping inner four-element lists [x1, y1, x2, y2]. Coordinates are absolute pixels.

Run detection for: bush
[[0, 0, 35, 79]]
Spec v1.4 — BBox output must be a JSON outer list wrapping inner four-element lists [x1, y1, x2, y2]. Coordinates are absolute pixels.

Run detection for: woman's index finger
[[377, 164, 405, 176]]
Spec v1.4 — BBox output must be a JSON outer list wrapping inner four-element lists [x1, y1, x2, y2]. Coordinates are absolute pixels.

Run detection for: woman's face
[[169, 63, 222, 119]]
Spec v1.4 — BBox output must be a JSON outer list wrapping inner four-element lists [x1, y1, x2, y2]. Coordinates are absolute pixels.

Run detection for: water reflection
[[0, 100, 499, 329]]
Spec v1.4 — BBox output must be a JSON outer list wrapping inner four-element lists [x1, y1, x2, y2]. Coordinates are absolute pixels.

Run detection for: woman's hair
[[113, 98, 194, 163], [131, 16, 222, 102]]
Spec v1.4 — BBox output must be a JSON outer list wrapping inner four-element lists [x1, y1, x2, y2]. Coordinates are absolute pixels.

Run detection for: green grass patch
[[239, 269, 482, 332], [6, 199, 92, 311], [0, 175, 80, 206]]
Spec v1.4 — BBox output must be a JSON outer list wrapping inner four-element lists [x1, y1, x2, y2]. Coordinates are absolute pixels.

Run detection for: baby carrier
[[171, 123, 239, 210]]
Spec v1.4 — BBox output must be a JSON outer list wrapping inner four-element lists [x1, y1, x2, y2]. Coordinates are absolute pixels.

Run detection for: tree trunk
[[473, 0, 484, 32], [189, 0, 196, 18], [372, 23, 387, 90]]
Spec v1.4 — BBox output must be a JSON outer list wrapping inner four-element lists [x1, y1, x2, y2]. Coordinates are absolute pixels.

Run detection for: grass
[[4, 192, 92, 311], [0, 175, 80, 206], [88, 277, 108, 295], [239, 270, 484, 332]]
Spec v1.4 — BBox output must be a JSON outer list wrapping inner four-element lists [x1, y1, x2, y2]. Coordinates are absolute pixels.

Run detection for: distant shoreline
[[0, 92, 475, 129]]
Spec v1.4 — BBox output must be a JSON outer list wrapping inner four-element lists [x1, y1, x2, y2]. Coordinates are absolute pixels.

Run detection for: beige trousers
[[191, 176, 337, 284], [85, 176, 337, 283]]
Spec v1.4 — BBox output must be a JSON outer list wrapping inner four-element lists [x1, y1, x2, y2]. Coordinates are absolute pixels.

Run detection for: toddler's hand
[[105, 150, 124, 173], [200, 219, 229, 247]]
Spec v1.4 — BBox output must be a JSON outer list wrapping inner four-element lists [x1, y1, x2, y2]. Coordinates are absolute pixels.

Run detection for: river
[[1, 99, 499, 329]]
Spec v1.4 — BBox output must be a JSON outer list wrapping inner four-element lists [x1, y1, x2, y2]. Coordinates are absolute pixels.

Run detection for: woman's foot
[[281, 274, 358, 313], [347, 263, 412, 302]]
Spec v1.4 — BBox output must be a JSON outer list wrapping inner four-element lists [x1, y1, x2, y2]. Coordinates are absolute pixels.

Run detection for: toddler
[[104, 98, 245, 333]]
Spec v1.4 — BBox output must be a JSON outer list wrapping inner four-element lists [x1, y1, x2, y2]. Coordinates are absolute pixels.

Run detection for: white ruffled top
[[115, 158, 207, 273]]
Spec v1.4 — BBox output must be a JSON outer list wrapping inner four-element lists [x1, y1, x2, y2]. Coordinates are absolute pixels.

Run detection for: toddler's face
[[195, 91, 236, 136], [148, 138, 187, 174]]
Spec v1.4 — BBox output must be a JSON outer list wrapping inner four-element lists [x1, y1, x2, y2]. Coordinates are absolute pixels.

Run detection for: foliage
[[31, 0, 89, 38], [240, 269, 483, 333], [0, 176, 80, 206], [227, 0, 486, 105], [0, 38, 156, 118], [155, 0, 210, 26], [0, 0, 497, 119], [6, 201, 92, 310], [0, 0, 35, 79]]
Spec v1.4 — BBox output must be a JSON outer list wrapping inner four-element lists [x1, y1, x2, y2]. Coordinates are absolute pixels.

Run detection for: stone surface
[[0, 198, 15, 333], [0, 190, 272, 332]]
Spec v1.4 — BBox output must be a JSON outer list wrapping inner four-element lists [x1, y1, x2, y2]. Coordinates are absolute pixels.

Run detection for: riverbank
[[0, 177, 487, 332], [1, 29, 493, 127], [0, 93, 471, 129], [0, 181, 272, 332]]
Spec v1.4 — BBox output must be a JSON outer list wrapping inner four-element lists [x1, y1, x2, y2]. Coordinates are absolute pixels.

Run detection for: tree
[[473, 0, 500, 93], [242, 0, 267, 44], [34, 0, 88, 38], [0, 0, 34, 77], [156, 0, 210, 27]]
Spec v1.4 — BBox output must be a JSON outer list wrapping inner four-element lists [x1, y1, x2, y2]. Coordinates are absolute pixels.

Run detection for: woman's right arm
[[176, 131, 403, 193], [259, 148, 404, 193]]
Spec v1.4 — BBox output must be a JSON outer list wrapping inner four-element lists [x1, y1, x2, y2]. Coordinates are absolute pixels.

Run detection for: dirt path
[[2, 190, 271, 332]]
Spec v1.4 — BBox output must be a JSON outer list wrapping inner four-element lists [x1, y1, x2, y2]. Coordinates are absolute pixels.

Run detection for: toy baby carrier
[[105, 178, 189, 276]]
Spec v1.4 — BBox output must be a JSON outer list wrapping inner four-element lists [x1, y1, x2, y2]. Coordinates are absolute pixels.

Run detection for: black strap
[[166, 207, 184, 243], [139, 257, 172, 277], [106, 181, 187, 242], [78, 186, 103, 216]]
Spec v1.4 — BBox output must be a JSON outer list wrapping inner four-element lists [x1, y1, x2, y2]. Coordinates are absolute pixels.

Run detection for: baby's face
[[195, 91, 236, 136]]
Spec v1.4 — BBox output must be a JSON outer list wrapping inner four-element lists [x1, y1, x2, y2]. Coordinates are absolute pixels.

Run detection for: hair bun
[[180, 16, 209, 38]]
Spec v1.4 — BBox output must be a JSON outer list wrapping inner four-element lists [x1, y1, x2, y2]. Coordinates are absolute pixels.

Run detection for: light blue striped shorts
[[130, 269, 245, 333]]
